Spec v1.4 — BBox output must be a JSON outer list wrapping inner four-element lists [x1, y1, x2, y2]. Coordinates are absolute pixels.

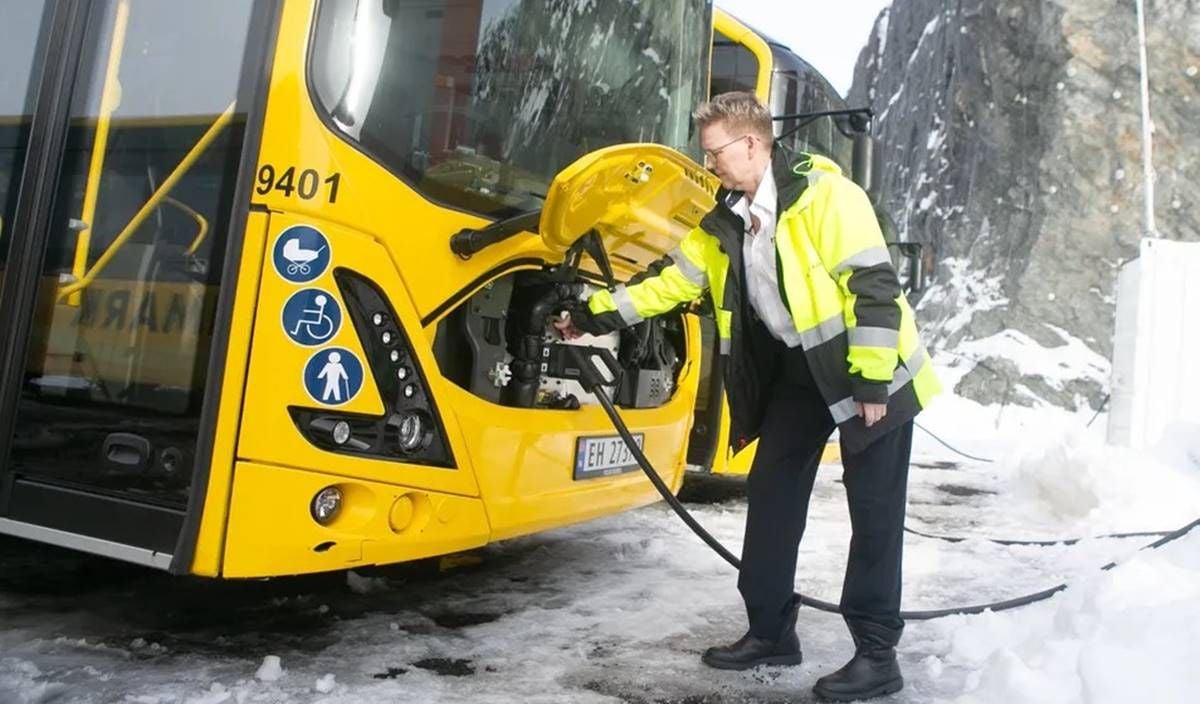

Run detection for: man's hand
[[553, 311, 583, 340], [856, 401, 887, 427]]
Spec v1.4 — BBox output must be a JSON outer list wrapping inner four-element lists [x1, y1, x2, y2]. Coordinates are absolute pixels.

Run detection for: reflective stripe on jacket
[[576, 148, 940, 452]]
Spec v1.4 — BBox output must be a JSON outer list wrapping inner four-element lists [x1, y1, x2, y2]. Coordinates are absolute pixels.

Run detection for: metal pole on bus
[[1134, 0, 1158, 239]]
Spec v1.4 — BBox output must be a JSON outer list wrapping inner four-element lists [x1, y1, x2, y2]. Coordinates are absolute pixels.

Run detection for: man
[[555, 92, 939, 702]]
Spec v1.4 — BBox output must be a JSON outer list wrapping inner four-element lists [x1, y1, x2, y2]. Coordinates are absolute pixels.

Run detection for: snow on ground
[[935, 529, 1200, 704], [1, 361, 1198, 703]]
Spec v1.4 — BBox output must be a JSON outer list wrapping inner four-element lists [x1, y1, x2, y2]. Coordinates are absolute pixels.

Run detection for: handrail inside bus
[[68, 0, 131, 306], [164, 196, 210, 256], [57, 100, 236, 303]]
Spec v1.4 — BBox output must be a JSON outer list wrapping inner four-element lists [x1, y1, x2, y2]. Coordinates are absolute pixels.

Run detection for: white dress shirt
[[729, 162, 804, 348]]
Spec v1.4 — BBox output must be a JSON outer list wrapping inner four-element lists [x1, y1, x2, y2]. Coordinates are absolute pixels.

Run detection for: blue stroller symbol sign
[[303, 347, 364, 406], [282, 289, 342, 346], [273, 225, 331, 283]]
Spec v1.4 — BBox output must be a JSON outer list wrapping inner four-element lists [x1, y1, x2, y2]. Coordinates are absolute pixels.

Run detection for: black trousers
[[736, 341, 912, 648]]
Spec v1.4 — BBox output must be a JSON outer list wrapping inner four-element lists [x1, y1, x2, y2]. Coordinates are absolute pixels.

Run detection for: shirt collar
[[749, 160, 777, 216]]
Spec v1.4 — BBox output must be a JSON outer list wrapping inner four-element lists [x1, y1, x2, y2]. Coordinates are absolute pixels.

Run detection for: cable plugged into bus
[[432, 270, 685, 414], [501, 281, 586, 408]]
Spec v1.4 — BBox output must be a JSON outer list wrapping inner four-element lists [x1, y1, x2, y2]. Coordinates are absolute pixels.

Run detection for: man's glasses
[[703, 134, 750, 162]]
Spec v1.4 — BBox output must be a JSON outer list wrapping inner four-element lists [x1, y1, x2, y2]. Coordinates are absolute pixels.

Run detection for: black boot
[[813, 620, 903, 701], [702, 596, 802, 670]]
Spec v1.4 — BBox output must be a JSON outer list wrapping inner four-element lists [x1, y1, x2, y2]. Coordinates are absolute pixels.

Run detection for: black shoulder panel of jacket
[[772, 145, 811, 212]]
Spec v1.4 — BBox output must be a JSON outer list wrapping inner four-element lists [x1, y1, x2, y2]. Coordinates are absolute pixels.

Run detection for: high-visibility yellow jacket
[[571, 149, 940, 453]]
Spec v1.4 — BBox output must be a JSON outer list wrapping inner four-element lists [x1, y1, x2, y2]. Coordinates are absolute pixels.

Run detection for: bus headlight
[[310, 486, 343, 525], [398, 413, 423, 450], [309, 417, 356, 447], [331, 420, 351, 445], [389, 411, 428, 452]]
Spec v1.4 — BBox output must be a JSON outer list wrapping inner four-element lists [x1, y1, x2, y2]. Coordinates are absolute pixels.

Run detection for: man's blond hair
[[692, 91, 774, 143]]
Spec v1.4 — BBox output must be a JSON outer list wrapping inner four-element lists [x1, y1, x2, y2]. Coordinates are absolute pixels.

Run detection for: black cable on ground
[[913, 421, 994, 463], [1086, 394, 1111, 428], [579, 365, 1200, 621], [866, 515, 1187, 618], [903, 525, 1173, 547]]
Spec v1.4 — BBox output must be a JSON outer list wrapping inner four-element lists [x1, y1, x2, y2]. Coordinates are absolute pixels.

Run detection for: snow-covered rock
[[851, 0, 1200, 411]]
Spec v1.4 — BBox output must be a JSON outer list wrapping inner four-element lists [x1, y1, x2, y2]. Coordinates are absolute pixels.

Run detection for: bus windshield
[[310, 0, 711, 219]]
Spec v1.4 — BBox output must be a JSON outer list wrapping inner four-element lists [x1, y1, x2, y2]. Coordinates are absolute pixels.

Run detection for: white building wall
[[1107, 238, 1200, 448]]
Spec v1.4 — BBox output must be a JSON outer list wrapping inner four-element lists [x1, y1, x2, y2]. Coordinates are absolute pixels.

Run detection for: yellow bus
[[0, 0, 723, 578]]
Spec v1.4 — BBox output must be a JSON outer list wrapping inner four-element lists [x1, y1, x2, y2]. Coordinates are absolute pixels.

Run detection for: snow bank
[[937, 529, 1200, 703], [314, 673, 336, 693], [0, 659, 67, 704], [184, 683, 232, 704], [915, 360, 1200, 536], [255, 655, 284, 682], [1004, 426, 1200, 533]]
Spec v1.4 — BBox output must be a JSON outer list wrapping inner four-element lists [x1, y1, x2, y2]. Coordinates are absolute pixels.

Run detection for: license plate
[[573, 433, 644, 480]]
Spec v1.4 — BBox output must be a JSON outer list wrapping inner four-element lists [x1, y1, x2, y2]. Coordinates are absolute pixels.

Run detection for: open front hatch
[[539, 143, 718, 280]]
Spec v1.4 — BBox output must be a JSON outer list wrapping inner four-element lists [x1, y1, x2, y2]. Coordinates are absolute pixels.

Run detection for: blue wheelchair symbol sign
[[282, 288, 342, 346], [303, 347, 364, 406], [273, 225, 331, 283]]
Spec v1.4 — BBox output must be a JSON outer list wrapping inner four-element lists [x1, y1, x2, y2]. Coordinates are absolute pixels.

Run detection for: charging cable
[[565, 346, 1200, 620]]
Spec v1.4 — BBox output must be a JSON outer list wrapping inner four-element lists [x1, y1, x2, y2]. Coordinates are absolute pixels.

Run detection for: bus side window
[[771, 70, 801, 151], [710, 31, 758, 96], [0, 1, 50, 291]]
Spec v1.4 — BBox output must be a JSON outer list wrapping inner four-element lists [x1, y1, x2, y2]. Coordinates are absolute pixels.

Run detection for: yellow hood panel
[[540, 143, 718, 280]]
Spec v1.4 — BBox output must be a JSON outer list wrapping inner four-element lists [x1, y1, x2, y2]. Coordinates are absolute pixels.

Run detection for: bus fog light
[[331, 420, 351, 445], [311, 486, 342, 525]]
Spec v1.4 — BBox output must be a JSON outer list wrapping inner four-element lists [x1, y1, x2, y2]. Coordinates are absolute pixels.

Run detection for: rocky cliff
[[849, 0, 1200, 410]]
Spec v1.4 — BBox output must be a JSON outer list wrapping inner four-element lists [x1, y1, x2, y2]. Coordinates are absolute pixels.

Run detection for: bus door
[[0, 0, 269, 568], [688, 11, 774, 475]]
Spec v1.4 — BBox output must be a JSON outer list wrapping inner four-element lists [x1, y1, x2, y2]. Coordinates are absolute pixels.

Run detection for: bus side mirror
[[852, 133, 883, 205], [889, 242, 925, 295], [878, 211, 925, 295], [848, 111, 872, 133]]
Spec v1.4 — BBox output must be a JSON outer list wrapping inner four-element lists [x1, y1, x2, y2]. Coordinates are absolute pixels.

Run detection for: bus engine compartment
[[434, 269, 686, 412]]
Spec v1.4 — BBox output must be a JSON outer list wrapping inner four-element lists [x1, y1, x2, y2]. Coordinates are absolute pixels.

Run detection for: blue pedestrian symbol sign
[[273, 224, 331, 283], [303, 347, 364, 406], [282, 288, 341, 346]]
